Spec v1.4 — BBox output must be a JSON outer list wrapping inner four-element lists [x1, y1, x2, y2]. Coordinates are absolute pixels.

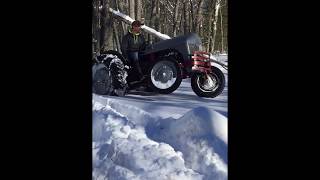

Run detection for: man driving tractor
[[93, 20, 225, 98]]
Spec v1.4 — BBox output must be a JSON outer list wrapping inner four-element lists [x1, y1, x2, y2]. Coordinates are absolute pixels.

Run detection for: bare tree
[[149, 0, 158, 43], [183, 1, 189, 34], [129, 0, 135, 19], [115, 0, 127, 35], [113, 21, 121, 51], [220, 0, 228, 52], [178, 7, 183, 35], [101, 0, 116, 52], [172, 0, 180, 36], [92, 0, 101, 54], [194, 0, 204, 34], [136, 0, 142, 20], [211, 0, 221, 52], [219, 6, 224, 52], [155, 0, 161, 41], [205, 0, 215, 52], [189, 0, 194, 32]]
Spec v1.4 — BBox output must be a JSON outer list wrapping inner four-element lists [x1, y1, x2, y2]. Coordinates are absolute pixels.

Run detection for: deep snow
[[93, 100, 227, 180], [92, 55, 228, 180]]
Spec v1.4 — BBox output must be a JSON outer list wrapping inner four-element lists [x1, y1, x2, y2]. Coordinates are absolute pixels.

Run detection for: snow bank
[[215, 54, 228, 63], [93, 99, 228, 180], [93, 102, 203, 180], [147, 106, 228, 180]]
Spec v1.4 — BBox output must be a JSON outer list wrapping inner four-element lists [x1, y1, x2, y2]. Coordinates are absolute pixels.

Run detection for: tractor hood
[[144, 33, 203, 59]]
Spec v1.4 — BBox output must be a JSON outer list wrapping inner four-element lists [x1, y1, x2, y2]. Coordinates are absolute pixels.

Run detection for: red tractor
[[93, 33, 226, 98]]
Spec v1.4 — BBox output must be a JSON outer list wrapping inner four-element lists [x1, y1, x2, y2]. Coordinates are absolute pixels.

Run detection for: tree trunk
[[219, 6, 224, 53], [113, 22, 121, 51], [189, 0, 194, 32], [129, 0, 135, 20], [155, 0, 161, 42], [211, 0, 221, 52], [149, 0, 157, 43], [221, 0, 228, 52], [206, 19, 212, 52], [115, 0, 126, 36], [195, 0, 204, 34], [183, 1, 188, 34], [207, 0, 215, 52], [199, 19, 203, 39], [179, 9, 183, 35], [136, 0, 142, 20], [163, 10, 167, 35], [92, 0, 100, 54], [172, 0, 180, 37], [101, 0, 115, 52], [158, 1, 163, 38]]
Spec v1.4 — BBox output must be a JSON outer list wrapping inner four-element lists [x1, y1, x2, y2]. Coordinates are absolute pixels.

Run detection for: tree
[[211, 0, 221, 52], [172, 0, 180, 36], [92, 0, 100, 54], [194, 0, 204, 34], [129, 0, 135, 19], [183, 0, 189, 34], [101, 0, 115, 52], [136, 0, 142, 20]]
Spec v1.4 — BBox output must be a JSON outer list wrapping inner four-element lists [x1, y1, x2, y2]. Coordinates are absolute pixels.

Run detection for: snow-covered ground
[[215, 54, 228, 63], [93, 68, 228, 179]]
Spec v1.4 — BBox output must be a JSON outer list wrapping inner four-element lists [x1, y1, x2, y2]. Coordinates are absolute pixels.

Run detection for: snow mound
[[93, 99, 227, 180], [147, 106, 228, 180]]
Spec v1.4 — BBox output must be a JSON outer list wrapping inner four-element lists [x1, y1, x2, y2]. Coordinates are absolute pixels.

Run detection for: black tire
[[191, 66, 225, 98], [148, 57, 182, 94], [92, 53, 128, 96], [92, 64, 113, 95]]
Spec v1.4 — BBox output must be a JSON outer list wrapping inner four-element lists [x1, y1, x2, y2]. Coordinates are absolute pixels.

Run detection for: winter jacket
[[121, 29, 146, 59]]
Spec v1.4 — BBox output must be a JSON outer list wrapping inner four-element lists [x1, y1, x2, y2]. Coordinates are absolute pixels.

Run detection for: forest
[[92, 0, 227, 55]]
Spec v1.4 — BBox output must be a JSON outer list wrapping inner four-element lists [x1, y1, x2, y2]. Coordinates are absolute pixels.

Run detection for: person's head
[[131, 20, 142, 33]]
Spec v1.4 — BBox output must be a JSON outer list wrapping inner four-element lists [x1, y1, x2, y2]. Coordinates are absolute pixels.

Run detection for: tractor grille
[[188, 43, 202, 54]]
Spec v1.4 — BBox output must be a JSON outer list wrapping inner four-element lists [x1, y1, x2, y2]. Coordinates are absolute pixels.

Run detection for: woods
[[92, 0, 228, 55]]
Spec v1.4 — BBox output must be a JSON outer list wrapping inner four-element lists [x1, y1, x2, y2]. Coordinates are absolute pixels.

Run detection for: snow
[[109, 56, 128, 85], [94, 74, 228, 119], [93, 70, 228, 179], [93, 102, 227, 179], [93, 102, 205, 180], [215, 54, 228, 63], [146, 107, 228, 178], [109, 8, 135, 23], [140, 25, 171, 40], [96, 10, 228, 179], [210, 54, 228, 73]]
